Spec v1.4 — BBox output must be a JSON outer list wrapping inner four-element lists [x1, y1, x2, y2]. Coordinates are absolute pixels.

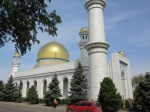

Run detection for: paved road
[[0, 102, 129, 112], [0, 102, 66, 112]]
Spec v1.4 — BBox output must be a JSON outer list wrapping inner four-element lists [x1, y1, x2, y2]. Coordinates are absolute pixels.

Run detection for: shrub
[[98, 77, 122, 112], [22, 97, 26, 102], [125, 100, 131, 108], [120, 100, 124, 108], [61, 99, 66, 104], [134, 72, 150, 111]]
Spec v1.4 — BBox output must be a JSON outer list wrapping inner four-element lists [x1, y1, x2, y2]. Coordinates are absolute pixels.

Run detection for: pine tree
[[134, 72, 150, 112], [0, 80, 4, 101], [69, 61, 88, 105], [44, 74, 62, 107], [26, 85, 39, 104], [2, 75, 18, 102], [98, 77, 122, 112], [14, 80, 22, 103]]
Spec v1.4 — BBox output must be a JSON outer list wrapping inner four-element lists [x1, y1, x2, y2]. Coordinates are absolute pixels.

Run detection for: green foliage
[[22, 97, 27, 102], [26, 85, 39, 104], [61, 99, 66, 104], [132, 74, 144, 87], [125, 100, 131, 108], [44, 74, 62, 107], [39, 98, 43, 103], [120, 100, 124, 108], [130, 101, 138, 111], [61, 98, 69, 105], [98, 77, 122, 112], [69, 61, 88, 105], [0, 80, 4, 90], [134, 72, 150, 112], [14, 80, 23, 103], [0, 0, 61, 55], [39, 98, 45, 103], [0, 80, 4, 101], [2, 75, 19, 102]]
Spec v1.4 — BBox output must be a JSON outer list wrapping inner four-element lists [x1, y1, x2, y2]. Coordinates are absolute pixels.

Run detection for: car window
[[94, 102, 100, 107], [76, 102, 81, 106], [86, 102, 92, 106], [80, 102, 86, 106]]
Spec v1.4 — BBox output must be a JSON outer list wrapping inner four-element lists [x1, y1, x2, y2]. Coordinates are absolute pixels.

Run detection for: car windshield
[[94, 102, 100, 107]]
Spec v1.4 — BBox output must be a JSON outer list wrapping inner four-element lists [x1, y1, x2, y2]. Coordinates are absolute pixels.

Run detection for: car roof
[[78, 101, 95, 103]]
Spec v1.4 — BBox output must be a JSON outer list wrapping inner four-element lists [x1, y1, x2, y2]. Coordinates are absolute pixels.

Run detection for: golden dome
[[119, 51, 126, 57], [80, 27, 88, 32], [14, 52, 20, 57], [37, 42, 69, 61]]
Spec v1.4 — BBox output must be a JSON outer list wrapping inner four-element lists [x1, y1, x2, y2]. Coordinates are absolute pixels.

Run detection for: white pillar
[[22, 81, 27, 98], [85, 0, 109, 101]]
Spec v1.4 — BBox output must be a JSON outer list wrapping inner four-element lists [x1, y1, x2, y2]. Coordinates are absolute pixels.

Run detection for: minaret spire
[[85, 0, 109, 101], [11, 52, 21, 77], [79, 27, 89, 58]]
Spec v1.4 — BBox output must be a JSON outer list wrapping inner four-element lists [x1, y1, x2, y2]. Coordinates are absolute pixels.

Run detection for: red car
[[66, 101, 102, 112]]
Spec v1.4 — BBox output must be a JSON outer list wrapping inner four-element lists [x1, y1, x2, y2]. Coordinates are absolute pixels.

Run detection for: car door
[[73, 102, 81, 112], [79, 102, 87, 112], [86, 102, 93, 111]]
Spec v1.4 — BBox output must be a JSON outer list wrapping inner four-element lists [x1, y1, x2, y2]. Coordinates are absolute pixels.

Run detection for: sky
[[0, 0, 150, 82]]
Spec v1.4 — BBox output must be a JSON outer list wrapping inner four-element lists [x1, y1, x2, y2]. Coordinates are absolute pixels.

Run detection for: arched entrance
[[63, 78, 68, 98], [20, 80, 23, 93], [34, 80, 37, 91], [43, 80, 47, 94]]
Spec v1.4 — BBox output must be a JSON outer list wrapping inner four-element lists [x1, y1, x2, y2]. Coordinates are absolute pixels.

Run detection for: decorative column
[[11, 52, 20, 77], [85, 0, 109, 101]]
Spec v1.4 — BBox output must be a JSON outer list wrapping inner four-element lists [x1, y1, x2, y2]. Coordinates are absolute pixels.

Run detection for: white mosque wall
[[14, 58, 89, 99], [14, 61, 76, 78]]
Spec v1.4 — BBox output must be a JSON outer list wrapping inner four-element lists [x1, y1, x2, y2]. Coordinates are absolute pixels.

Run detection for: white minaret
[[85, 0, 109, 100], [11, 52, 20, 77], [79, 27, 89, 58]]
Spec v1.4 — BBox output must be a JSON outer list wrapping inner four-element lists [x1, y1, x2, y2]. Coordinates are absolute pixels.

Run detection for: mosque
[[11, 0, 133, 101]]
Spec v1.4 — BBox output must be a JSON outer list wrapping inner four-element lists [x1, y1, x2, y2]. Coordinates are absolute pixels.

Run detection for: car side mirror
[[73, 104, 76, 107]]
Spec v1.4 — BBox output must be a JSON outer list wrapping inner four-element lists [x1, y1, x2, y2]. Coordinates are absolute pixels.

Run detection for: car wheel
[[86, 111, 91, 112], [68, 109, 72, 112]]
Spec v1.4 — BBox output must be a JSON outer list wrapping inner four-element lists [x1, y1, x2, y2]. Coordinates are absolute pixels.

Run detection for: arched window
[[43, 80, 47, 94], [26, 81, 30, 96], [63, 78, 68, 98], [121, 70, 125, 79], [34, 80, 37, 91], [20, 80, 23, 94]]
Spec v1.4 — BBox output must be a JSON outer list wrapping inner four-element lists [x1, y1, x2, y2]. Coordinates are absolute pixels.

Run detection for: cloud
[[105, 12, 138, 30]]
